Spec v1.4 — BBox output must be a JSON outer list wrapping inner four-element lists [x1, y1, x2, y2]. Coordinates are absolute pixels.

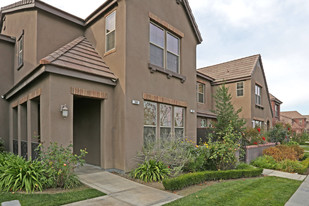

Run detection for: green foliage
[[301, 157, 309, 168], [301, 152, 309, 161], [293, 132, 309, 144], [132, 160, 170, 182], [284, 140, 299, 146], [244, 127, 268, 145], [236, 163, 254, 170], [212, 85, 246, 141], [207, 125, 241, 170], [0, 153, 51, 193], [0, 137, 5, 153], [252, 155, 307, 174], [162, 168, 263, 191], [251, 155, 277, 169], [38, 143, 87, 189], [184, 144, 210, 172], [137, 138, 194, 176], [268, 123, 290, 144]]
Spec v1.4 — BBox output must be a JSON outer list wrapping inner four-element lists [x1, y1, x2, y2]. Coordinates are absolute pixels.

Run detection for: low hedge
[[162, 168, 263, 191]]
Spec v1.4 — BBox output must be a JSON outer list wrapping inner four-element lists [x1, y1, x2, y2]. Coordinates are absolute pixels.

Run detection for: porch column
[[17, 105, 21, 155], [27, 100, 32, 160], [9, 107, 13, 153]]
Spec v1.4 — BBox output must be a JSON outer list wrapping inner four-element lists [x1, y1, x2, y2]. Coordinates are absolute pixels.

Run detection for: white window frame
[[105, 11, 116, 53], [174, 106, 185, 139], [255, 84, 261, 105], [17, 31, 24, 69], [149, 22, 180, 73], [275, 104, 279, 117], [237, 82, 244, 97], [197, 82, 205, 103]]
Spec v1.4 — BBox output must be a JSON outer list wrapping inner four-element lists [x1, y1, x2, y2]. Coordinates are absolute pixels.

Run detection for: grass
[[0, 186, 105, 206], [300, 145, 309, 151], [165, 176, 301, 206]]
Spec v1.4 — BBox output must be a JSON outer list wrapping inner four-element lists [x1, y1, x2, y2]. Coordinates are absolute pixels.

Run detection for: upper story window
[[17, 31, 24, 69], [105, 11, 116, 52], [255, 85, 261, 105], [197, 82, 205, 103], [237, 82, 244, 96], [150, 23, 180, 73], [275, 104, 279, 117]]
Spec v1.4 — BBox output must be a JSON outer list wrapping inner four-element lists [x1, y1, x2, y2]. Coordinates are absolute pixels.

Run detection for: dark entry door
[[73, 98, 101, 166]]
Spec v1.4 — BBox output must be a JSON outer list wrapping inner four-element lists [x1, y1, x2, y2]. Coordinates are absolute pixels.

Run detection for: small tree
[[212, 84, 246, 141]]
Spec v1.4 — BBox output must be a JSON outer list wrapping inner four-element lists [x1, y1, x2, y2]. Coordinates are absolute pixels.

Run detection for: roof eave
[[196, 71, 215, 82], [85, 0, 117, 26]]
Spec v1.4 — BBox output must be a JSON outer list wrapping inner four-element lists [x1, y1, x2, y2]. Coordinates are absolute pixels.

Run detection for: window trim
[[197, 82, 205, 104], [105, 10, 116, 53], [236, 82, 244, 97], [275, 104, 279, 117], [17, 30, 24, 70], [255, 84, 262, 105], [149, 22, 181, 74]]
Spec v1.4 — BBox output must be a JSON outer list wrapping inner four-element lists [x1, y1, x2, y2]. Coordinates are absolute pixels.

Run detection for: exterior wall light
[[60, 104, 69, 118], [132, 100, 140, 105], [190, 109, 195, 113]]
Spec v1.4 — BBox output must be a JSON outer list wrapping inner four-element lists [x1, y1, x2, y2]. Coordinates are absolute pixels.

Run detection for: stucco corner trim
[[143, 93, 187, 108], [70, 87, 107, 99], [149, 12, 184, 38]]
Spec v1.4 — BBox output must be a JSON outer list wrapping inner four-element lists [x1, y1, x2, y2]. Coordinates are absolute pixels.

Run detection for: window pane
[[167, 52, 179, 73], [174, 107, 184, 127], [144, 127, 156, 144], [144, 101, 157, 126], [167, 33, 179, 55], [199, 93, 204, 103], [198, 84, 204, 93], [237, 90, 243, 96], [160, 127, 171, 140], [150, 44, 164, 68], [106, 31, 115, 52], [175, 128, 184, 139], [237, 82, 243, 89], [106, 12, 116, 34], [150, 23, 164, 48], [160, 104, 172, 127]]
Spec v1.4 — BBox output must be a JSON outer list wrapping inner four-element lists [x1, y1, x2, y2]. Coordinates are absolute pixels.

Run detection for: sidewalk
[[285, 176, 309, 206], [262, 169, 306, 181], [64, 165, 181, 206]]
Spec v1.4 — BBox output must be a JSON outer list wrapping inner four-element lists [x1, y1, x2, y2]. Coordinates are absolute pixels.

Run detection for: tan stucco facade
[[0, 0, 200, 172]]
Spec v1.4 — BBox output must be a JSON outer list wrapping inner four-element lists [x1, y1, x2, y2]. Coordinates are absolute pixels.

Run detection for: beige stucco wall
[[0, 40, 14, 150], [2, 10, 37, 84], [251, 62, 273, 128]]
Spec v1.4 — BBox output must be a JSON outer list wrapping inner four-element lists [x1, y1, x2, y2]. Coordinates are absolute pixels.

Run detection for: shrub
[[137, 138, 194, 176], [301, 157, 309, 168], [0, 153, 52, 193], [263, 145, 304, 161], [184, 144, 210, 172], [251, 155, 277, 169], [268, 123, 289, 144], [132, 160, 170, 182], [276, 160, 306, 174], [162, 168, 263, 191], [236, 163, 254, 170], [38, 142, 87, 189], [0, 137, 5, 153], [301, 152, 309, 161]]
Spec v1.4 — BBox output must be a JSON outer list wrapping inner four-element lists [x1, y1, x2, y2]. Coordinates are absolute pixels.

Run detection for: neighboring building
[[281, 111, 306, 134], [304, 115, 309, 133], [197, 54, 273, 130], [269, 93, 282, 126], [0, 0, 202, 172]]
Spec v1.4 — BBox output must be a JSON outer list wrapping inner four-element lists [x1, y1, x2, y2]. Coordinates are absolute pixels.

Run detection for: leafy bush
[[162, 168, 263, 191], [301, 152, 309, 161], [251, 155, 277, 169], [301, 157, 309, 168], [268, 123, 290, 144], [38, 143, 87, 189], [236, 163, 254, 170], [276, 160, 306, 174], [0, 153, 52, 193], [184, 144, 210, 172], [0, 137, 5, 153], [263, 145, 304, 161], [132, 160, 170, 182], [137, 138, 194, 176], [293, 132, 309, 144]]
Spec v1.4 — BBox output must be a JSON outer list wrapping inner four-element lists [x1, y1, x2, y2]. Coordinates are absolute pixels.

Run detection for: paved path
[[285, 176, 309, 206], [262, 169, 307, 181], [64, 165, 181, 206]]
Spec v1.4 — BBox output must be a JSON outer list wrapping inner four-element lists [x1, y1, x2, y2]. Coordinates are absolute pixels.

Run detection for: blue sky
[[1, 0, 308, 114]]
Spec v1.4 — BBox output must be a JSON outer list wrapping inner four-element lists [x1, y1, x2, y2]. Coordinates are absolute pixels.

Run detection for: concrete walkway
[[262, 169, 307, 181], [285, 176, 309, 206], [64, 165, 181, 206]]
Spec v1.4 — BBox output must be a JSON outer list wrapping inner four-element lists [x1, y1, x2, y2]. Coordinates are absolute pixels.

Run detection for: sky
[[1, 0, 308, 114]]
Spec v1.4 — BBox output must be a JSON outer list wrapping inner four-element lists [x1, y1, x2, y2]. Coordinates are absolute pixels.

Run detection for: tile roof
[[197, 54, 260, 84], [269, 93, 283, 104], [1, 0, 34, 11], [280, 111, 305, 119], [40, 36, 117, 80]]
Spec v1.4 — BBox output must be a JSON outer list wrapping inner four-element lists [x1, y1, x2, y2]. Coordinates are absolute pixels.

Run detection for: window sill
[[148, 63, 186, 83], [255, 104, 264, 109], [104, 48, 116, 57], [17, 63, 24, 70]]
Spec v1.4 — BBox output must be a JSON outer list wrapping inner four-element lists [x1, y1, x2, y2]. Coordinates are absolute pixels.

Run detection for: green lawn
[[300, 145, 309, 151], [0, 186, 105, 206], [165, 176, 301, 206]]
